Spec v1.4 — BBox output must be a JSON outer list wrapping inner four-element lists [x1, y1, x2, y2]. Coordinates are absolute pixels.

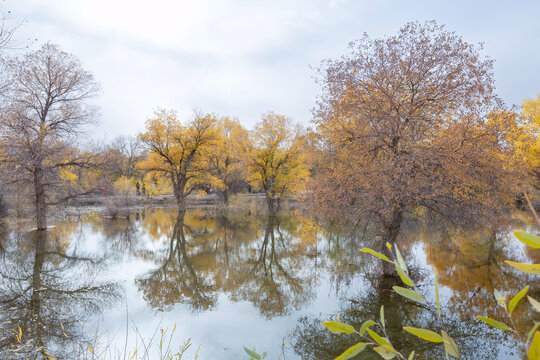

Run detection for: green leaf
[[514, 230, 540, 249], [322, 321, 356, 334], [441, 330, 459, 358], [509, 286, 529, 314], [529, 331, 540, 360], [359, 320, 376, 335], [380, 305, 385, 329], [529, 296, 540, 312], [403, 327, 443, 343], [434, 269, 441, 317], [477, 316, 511, 331], [335, 342, 368, 360], [360, 248, 392, 263], [505, 261, 540, 275], [408, 351, 415, 360], [528, 323, 540, 344], [373, 346, 397, 359], [243, 347, 261, 359], [395, 261, 415, 287], [393, 286, 426, 304], [366, 328, 390, 347], [395, 244, 407, 273]]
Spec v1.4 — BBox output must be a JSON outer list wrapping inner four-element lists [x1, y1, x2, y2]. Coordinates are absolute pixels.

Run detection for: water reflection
[[292, 216, 539, 360], [291, 282, 509, 360], [136, 210, 319, 318], [0, 207, 537, 359], [231, 215, 317, 318], [136, 210, 218, 311], [423, 226, 540, 343], [0, 228, 120, 359]]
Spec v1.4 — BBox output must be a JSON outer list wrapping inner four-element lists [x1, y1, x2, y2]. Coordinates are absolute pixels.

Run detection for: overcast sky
[[5, 0, 540, 139]]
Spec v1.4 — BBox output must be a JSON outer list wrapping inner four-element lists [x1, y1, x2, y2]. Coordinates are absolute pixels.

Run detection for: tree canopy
[[138, 109, 219, 208], [247, 112, 309, 214], [309, 21, 529, 255]]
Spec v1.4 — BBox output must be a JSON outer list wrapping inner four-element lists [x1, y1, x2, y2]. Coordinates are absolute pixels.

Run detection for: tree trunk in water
[[177, 195, 186, 210], [223, 189, 229, 204], [380, 205, 404, 276], [29, 231, 46, 349], [487, 230, 497, 264], [265, 194, 278, 215], [34, 167, 47, 230], [173, 175, 186, 210]]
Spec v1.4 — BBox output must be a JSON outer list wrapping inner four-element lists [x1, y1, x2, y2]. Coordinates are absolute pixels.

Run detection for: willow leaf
[[505, 261, 540, 275], [477, 316, 511, 331], [393, 286, 425, 304], [360, 248, 392, 263], [509, 286, 529, 314], [322, 321, 355, 334], [403, 327, 443, 343], [395, 261, 415, 287], [335, 342, 369, 360], [514, 230, 540, 249]]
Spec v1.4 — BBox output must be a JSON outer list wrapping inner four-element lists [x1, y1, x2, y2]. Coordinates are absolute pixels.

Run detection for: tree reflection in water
[[232, 215, 317, 318], [291, 283, 511, 360], [0, 228, 120, 359], [1, 207, 537, 359], [136, 210, 218, 311], [292, 216, 539, 360], [136, 209, 318, 317]]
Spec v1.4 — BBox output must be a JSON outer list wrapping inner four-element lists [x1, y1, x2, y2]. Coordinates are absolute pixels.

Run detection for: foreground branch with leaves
[[322, 223, 540, 359]]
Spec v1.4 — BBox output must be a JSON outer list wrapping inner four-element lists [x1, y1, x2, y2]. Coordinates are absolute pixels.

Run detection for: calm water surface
[[0, 205, 539, 359]]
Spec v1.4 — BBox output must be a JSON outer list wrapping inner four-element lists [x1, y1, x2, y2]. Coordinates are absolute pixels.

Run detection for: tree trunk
[[487, 230, 497, 264], [380, 204, 404, 276], [177, 195, 186, 210], [34, 167, 47, 230], [172, 173, 187, 210], [265, 193, 278, 215], [223, 188, 229, 204]]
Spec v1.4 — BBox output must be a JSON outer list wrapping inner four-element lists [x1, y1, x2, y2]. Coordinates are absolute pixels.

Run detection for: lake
[[0, 204, 538, 359]]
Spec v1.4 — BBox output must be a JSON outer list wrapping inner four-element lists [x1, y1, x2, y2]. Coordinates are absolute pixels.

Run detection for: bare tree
[[0, 43, 100, 230], [106, 135, 144, 179]]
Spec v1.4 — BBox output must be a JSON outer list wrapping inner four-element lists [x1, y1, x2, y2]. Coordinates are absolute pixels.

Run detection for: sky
[[4, 0, 540, 140]]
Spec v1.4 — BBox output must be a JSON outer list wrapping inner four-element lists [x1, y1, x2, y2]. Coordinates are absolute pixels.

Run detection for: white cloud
[[328, 0, 348, 9], [3, 0, 540, 139]]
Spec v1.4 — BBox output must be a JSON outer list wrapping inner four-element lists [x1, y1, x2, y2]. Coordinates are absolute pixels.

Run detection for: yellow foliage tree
[[113, 176, 135, 196], [247, 112, 309, 214], [143, 172, 173, 196], [138, 109, 219, 209], [522, 95, 540, 182], [206, 116, 250, 203]]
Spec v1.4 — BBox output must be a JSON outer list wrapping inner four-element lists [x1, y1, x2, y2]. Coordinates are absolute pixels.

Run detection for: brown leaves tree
[[310, 21, 527, 268]]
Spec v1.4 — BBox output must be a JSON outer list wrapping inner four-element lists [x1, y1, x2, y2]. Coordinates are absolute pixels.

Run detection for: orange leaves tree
[[138, 109, 219, 209], [310, 21, 528, 261]]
